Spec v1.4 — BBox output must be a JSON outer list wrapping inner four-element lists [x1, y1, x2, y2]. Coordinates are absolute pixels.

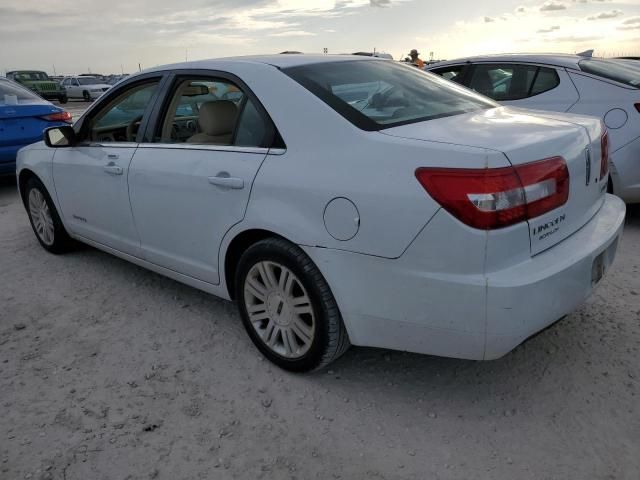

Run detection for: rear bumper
[[302, 194, 625, 360], [0, 144, 24, 175], [483, 194, 625, 358]]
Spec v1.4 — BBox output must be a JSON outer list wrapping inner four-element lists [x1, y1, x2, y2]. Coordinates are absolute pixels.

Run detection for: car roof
[[143, 54, 380, 74], [427, 53, 587, 70]]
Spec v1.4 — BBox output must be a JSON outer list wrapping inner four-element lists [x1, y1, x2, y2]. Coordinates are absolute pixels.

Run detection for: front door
[[129, 75, 276, 284], [52, 79, 162, 256]]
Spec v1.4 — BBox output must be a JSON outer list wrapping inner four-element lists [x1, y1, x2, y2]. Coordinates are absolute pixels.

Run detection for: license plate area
[[591, 238, 618, 286]]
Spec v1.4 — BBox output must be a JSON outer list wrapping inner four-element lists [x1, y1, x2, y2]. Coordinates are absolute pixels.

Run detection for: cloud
[[550, 34, 603, 42], [622, 17, 640, 25], [540, 1, 567, 11], [515, 6, 527, 13], [587, 10, 623, 20], [537, 25, 561, 32], [618, 24, 640, 31], [370, 0, 391, 6], [484, 16, 495, 23], [268, 30, 316, 37]]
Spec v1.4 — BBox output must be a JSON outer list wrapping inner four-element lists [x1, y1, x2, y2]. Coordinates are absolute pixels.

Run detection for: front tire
[[59, 95, 68, 104], [24, 177, 74, 254], [82, 90, 91, 102], [235, 237, 350, 372]]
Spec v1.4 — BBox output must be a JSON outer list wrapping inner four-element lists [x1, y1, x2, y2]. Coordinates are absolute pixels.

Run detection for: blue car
[[0, 77, 72, 176]]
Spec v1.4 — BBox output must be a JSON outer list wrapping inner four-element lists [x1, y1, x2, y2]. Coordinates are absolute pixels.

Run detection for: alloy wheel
[[28, 188, 55, 246], [243, 261, 315, 359]]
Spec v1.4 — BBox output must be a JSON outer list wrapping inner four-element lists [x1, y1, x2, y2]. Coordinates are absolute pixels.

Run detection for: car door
[[66, 78, 80, 98], [128, 72, 277, 284], [52, 77, 163, 256], [465, 63, 579, 111]]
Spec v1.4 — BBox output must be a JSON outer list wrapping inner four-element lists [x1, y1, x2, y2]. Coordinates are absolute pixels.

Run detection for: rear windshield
[[0, 79, 41, 104], [283, 60, 497, 131], [578, 59, 640, 88]]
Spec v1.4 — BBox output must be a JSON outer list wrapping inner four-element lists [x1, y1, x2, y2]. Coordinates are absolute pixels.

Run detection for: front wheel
[[235, 237, 350, 372], [24, 177, 74, 254], [82, 90, 91, 102], [58, 95, 68, 104]]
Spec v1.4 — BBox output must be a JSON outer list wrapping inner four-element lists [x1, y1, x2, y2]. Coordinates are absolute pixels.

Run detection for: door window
[[430, 65, 466, 84], [468, 64, 560, 101], [84, 80, 160, 143], [155, 78, 271, 147]]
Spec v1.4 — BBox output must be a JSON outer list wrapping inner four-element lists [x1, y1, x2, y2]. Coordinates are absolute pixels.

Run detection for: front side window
[[156, 78, 271, 147], [431, 65, 466, 84], [283, 60, 496, 131], [579, 59, 640, 88], [86, 80, 160, 142], [468, 64, 560, 101]]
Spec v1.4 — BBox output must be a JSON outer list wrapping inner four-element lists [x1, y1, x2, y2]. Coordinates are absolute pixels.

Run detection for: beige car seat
[[187, 100, 237, 144]]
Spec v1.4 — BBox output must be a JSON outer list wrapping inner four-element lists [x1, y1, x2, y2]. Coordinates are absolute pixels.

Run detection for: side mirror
[[44, 126, 76, 148]]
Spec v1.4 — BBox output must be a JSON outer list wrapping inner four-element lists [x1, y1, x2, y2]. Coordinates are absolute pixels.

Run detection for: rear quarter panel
[[233, 62, 512, 258]]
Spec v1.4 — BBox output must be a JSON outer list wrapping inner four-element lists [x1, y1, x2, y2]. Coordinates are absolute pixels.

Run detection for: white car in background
[[16, 55, 624, 371], [427, 54, 640, 203], [60, 76, 111, 101]]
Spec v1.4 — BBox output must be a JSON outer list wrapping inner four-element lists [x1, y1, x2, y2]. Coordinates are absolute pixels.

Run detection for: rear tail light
[[600, 130, 609, 181], [415, 157, 569, 230], [41, 111, 72, 123]]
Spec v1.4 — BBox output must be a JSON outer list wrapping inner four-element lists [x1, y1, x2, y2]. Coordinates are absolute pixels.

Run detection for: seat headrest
[[198, 100, 238, 136]]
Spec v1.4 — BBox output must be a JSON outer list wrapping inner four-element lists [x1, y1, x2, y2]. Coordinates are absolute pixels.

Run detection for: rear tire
[[24, 177, 74, 254], [235, 237, 350, 372]]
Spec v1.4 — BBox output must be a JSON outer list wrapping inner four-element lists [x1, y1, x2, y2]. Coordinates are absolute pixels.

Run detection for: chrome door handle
[[104, 162, 123, 175], [107, 154, 119, 160], [208, 174, 244, 189]]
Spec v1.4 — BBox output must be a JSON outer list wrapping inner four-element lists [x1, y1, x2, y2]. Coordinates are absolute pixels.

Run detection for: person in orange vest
[[409, 49, 425, 69]]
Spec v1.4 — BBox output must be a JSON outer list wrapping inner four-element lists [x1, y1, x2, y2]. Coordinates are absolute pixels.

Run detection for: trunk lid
[[383, 106, 606, 254]]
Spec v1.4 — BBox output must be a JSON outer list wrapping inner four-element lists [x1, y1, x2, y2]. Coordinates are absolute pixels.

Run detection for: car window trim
[[143, 69, 283, 149], [136, 143, 270, 155], [73, 73, 169, 145]]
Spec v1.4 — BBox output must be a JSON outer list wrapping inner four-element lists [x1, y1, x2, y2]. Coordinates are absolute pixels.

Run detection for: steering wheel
[[126, 115, 144, 142]]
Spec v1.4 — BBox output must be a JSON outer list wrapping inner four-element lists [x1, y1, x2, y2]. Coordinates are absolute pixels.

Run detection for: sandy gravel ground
[[1, 177, 638, 480]]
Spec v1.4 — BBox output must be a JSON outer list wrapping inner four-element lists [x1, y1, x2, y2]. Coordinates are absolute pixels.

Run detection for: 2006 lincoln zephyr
[[16, 55, 625, 371]]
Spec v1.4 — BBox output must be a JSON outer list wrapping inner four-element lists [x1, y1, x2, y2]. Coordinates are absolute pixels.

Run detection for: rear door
[[128, 71, 277, 284], [466, 63, 579, 111]]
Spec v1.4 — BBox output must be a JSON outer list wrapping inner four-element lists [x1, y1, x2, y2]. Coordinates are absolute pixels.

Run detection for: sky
[[1, 0, 639, 75]]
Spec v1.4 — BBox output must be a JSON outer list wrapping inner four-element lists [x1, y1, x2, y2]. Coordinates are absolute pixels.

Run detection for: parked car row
[[426, 54, 640, 203], [0, 77, 72, 175], [15, 54, 625, 371], [4, 70, 125, 103]]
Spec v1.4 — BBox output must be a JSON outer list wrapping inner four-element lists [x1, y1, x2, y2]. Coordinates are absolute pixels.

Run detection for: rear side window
[[284, 60, 496, 131], [579, 59, 640, 88], [468, 64, 559, 101], [0, 79, 41, 103]]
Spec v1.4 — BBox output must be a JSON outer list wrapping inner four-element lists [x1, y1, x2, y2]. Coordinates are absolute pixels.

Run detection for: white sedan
[[16, 55, 625, 371], [427, 54, 640, 203], [60, 76, 111, 101]]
